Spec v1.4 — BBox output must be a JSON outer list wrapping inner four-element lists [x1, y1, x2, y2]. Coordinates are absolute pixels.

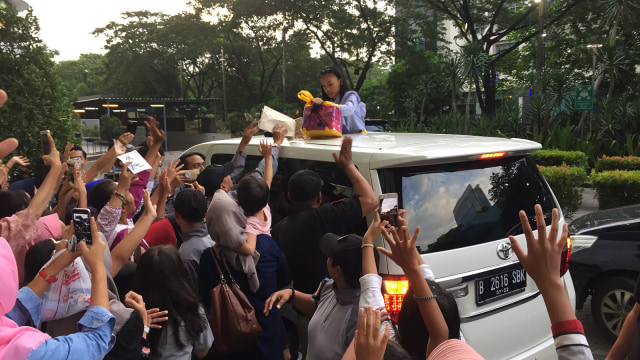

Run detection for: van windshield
[[378, 156, 556, 254]]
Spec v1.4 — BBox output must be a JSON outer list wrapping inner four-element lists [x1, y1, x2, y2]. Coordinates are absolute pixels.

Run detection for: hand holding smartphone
[[40, 130, 51, 155], [72, 208, 92, 245], [379, 193, 399, 231]]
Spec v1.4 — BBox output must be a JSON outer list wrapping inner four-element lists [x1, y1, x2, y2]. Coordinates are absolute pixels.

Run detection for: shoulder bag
[[206, 248, 262, 354]]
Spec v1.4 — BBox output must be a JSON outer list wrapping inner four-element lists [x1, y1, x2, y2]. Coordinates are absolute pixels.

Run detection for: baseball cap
[[197, 162, 234, 197], [319, 233, 363, 258], [288, 169, 323, 203]]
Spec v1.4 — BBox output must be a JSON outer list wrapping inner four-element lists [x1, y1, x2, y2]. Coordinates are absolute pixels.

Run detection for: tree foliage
[[0, 7, 78, 167]]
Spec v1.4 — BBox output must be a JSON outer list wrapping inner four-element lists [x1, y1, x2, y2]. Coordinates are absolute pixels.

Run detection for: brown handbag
[[206, 248, 262, 354]]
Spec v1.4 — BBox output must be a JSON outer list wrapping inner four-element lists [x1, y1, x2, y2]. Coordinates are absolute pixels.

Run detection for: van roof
[[188, 133, 541, 168]]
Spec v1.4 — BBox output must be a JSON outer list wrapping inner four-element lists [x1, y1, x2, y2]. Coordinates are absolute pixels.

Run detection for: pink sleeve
[[97, 203, 121, 246], [129, 170, 150, 212], [0, 208, 39, 255]]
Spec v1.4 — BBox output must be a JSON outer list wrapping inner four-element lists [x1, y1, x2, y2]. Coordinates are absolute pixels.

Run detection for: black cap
[[196, 162, 234, 197], [173, 189, 208, 223], [288, 169, 323, 203], [319, 233, 363, 258]]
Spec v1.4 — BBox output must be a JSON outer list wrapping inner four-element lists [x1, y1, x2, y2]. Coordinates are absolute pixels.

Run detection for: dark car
[[364, 119, 392, 132], [569, 204, 640, 342]]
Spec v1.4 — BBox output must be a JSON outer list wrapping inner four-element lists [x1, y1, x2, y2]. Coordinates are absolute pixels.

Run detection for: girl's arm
[[264, 288, 317, 319], [234, 232, 256, 255], [110, 190, 156, 277], [28, 133, 62, 220], [379, 225, 449, 356]]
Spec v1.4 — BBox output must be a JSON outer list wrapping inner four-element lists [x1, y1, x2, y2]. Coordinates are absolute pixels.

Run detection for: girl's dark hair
[[237, 173, 270, 215], [133, 246, 207, 355], [113, 261, 137, 303], [87, 179, 116, 214], [397, 280, 460, 360], [0, 189, 31, 219], [320, 65, 350, 101], [24, 239, 55, 283], [384, 339, 412, 360]]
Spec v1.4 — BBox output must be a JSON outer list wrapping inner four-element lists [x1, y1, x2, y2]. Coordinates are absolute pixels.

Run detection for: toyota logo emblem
[[496, 242, 513, 260]]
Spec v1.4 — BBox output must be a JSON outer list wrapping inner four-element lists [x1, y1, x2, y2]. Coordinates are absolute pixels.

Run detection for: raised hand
[[41, 132, 61, 168], [364, 210, 388, 244], [63, 142, 74, 162], [77, 217, 106, 272], [165, 158, 184, 188], [258, 139, 272, 159], [144, 116, 165, 145], [142, 189, 157, 218], [508, 206, 567, 290], [7, 155, 30, 168], [118, 161, 138, 189], [242, 119, 260, 141], [118, 132, 135, 146], [113, 138, 127, 156], [353, 307, 390, 360], [332, 136, 353, 169], [272, 124, 288, 145], [378, 224, 422, 271]]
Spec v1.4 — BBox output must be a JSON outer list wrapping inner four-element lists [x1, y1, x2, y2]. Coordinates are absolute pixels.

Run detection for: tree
[[0, 7, 78, 165], [289, 0, 395, 91], [56, 53, 108, 101], [419, 0, 584, 116]]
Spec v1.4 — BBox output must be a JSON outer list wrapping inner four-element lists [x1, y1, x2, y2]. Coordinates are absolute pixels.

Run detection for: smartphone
[[379, 193, 399, 230], [72, 208, 92, 244], [126, 121, 137, 135], [40, 130, 51, 155], [70, 156, 83, 179], [184, 169, 200, 180]]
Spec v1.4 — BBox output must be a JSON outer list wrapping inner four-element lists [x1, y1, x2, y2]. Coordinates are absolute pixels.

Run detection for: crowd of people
[[0, 80, 601, 360]]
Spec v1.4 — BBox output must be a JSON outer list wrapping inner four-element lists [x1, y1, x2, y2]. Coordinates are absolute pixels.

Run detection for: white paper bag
[[259, 106, 296, 137], [40, 250, 92, 321]]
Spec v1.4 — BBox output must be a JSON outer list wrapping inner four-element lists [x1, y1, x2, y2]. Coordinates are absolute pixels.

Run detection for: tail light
[[382, 276, 409, 322], [560, 236, 572, 276], [478, 152, 507, 159]]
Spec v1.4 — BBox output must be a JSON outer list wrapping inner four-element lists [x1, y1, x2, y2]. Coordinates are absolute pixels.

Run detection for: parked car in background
[[364, 119, 392, 132], [569, 204, 640, 342]]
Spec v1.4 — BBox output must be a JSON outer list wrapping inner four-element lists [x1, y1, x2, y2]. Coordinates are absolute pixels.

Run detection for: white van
[[185, 132, 575, 359]]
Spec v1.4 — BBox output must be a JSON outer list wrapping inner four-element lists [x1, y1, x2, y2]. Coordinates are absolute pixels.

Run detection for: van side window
[[210, 153, 365, 232], [269, 157, 357, 226]]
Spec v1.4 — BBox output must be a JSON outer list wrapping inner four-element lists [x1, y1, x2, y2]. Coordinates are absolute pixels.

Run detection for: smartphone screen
[[379, 193, 399, 230], [40, 130, 50, 155], [72, 208, 92, 244], [71, 156, 83, 179], [126, 121, 137, 135]]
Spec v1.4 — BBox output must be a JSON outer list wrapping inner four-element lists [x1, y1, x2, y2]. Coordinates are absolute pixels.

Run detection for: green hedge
[[591, 170, 640, 209], [594, 155, 640, 172], [532, 149, 589, 169], [537, 164, 588, 219]]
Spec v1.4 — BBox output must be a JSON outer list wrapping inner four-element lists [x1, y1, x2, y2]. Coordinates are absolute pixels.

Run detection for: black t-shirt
[[272, 196, 363, 294]]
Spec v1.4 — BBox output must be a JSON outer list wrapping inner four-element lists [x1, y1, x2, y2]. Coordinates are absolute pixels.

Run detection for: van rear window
[[378, 156, 556, 253]]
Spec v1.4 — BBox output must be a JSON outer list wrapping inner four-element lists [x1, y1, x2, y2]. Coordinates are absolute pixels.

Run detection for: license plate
[[476, 263, 526, 305]]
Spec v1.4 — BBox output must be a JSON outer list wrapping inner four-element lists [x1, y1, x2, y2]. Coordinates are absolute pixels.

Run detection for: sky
[[27, 0, 193, 62]]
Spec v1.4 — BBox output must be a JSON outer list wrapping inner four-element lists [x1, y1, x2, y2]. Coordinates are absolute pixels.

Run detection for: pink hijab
[[0, 236, 51, 359]]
